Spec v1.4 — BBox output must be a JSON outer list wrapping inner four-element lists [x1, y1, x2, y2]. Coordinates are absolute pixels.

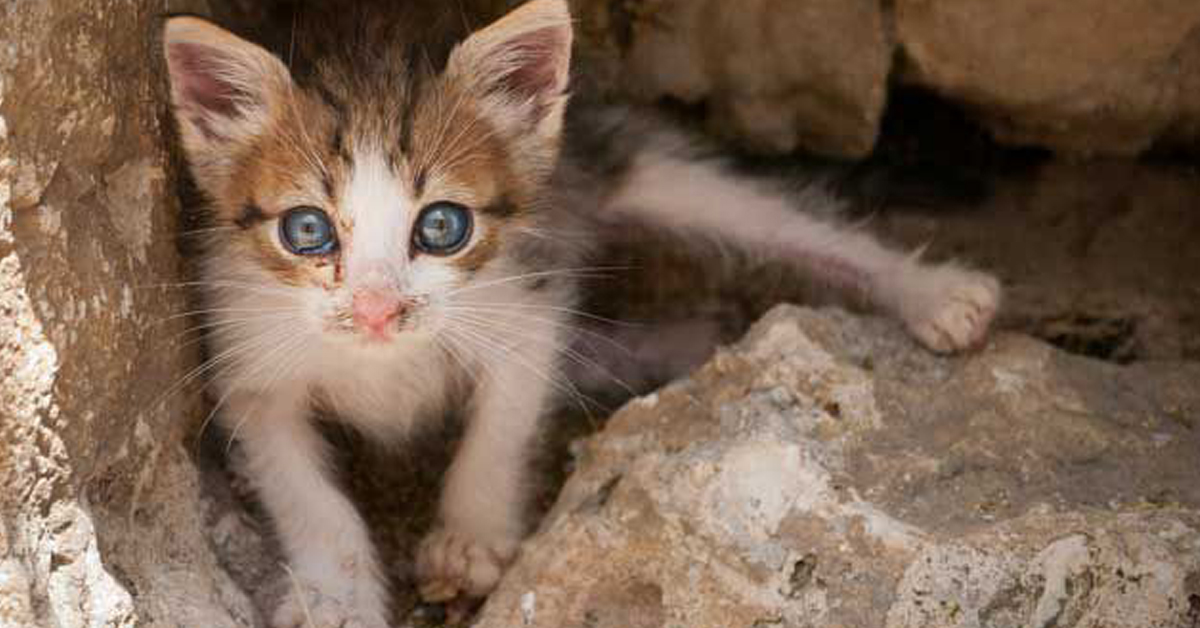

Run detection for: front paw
[[899, 266, 1001, 353], [415, 525, 518, 603], [272, 579, 388, 628]]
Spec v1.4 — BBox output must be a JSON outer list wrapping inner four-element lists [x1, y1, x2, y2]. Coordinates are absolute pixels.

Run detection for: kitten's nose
[[352, 291, 407, 337]]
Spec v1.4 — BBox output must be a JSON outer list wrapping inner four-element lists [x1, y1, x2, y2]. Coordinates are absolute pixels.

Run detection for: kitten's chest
[[312, 338, 459, 438]]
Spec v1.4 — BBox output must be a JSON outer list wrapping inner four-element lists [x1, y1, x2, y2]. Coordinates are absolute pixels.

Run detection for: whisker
[[152, 306, 306, 328], [444, 308, 632, 357], [431, 331, 478, 391], [206, 327, 310, 453], [136, 279, 302, 299], [444, 266, 631, 298], [177, 226, 239, 238], [156, 322, 296, 413], [442, 318, 600, 414], [445, 300, 636, 329], [446, 313, 636, 399], [223, 332, 310, 451], [169, 311, 303, 347]]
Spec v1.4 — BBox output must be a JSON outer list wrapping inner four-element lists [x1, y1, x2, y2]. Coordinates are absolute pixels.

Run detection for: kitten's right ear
[[162, 16, 292, 161], [445, 0, 573, 149]]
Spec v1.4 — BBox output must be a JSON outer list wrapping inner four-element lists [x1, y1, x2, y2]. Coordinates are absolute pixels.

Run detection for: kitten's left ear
[[446, 0, 573, 147]]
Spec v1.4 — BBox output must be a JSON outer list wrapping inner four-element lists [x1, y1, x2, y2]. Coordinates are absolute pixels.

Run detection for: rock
[[572, 0, 1200, 158], [0, 1, 254, 627], [896, 0, 1200, 157], [571, 0, 892, 159], [475, 306, 1200, 627]]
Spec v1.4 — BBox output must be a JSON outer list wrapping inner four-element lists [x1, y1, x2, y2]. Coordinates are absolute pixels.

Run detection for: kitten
[[162, 1, 999, 625]]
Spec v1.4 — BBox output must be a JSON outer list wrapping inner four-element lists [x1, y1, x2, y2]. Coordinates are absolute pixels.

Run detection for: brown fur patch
[[216, 88, 348, 287], [452, 228, 500, 273], [407, 82, 535, 274], [248, 227, 307, 286]]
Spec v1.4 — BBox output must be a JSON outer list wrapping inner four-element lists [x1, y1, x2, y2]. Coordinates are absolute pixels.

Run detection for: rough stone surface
[[896, 0, 1200, 156], [571, 0, 892, 158], [475, 306, 1200, 627], [572, 0, 1200, 157], [0, 1, 253, 627]]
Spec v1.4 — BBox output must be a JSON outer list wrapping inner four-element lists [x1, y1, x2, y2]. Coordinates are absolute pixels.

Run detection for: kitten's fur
[[163, 1, 999, 625]]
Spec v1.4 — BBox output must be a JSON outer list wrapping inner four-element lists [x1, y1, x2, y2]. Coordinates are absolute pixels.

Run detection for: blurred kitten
[[162, 1, 999, 625]]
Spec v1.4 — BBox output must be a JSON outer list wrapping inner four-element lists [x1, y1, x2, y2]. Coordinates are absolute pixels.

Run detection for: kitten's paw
[[271, 581, 387, 628], [415, 526, 518, 603], [900, 267, 1001, 353]]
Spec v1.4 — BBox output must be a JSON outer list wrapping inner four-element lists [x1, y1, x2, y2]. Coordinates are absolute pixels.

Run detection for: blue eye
[[279, 207, 337, 255], [413, 202, 472, 255]]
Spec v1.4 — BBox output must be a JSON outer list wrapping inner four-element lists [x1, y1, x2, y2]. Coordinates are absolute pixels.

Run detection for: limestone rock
[[0, 1, 253, 627], [475, 306, 1200, 627], [896, 0, 1200, 156], [571, 0, 892, 159]]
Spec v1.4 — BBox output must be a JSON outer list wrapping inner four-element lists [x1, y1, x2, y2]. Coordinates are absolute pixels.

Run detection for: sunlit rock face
[[1, 1, 254, 626], [475, 306, 1200, 628]]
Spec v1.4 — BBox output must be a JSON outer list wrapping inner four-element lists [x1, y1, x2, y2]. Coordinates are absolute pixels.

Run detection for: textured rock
[[0, 1, 253, 627], [475, 306, 1200, 627], [572, 0, 1200, 157], [571, 0, 892, 158], [896, 0, 1200, 156]]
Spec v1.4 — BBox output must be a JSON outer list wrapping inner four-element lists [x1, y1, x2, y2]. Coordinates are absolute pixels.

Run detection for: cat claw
[[415, 526, 518, 603], [903, 268, 1001, 354]]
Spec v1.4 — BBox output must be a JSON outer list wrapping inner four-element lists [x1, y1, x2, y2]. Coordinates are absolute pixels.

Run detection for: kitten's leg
[[415, 337, 558, 602], [225, 389, 387, 628], [606, 153, 1000, 352]]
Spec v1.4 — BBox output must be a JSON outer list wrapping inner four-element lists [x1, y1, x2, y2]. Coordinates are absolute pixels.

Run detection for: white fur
[[225, 389, 388, 628], [341, 150, 411, 282]]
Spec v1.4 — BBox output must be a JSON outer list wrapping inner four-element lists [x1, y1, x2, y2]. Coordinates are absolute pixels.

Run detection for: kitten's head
[[163, 0, 572, 349]]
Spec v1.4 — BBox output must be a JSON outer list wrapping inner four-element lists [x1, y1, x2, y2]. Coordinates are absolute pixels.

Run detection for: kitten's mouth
[[353, 316, 417, 343], [359, 327, 398, 343]]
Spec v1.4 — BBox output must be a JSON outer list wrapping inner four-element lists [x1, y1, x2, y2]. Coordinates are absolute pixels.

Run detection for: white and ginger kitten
[[163, 0, 999, 625]]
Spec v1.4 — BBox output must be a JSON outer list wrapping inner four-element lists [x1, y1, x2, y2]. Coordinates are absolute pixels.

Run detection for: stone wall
[[0, 1, 252, 626], [573, 0, 1200, 158]]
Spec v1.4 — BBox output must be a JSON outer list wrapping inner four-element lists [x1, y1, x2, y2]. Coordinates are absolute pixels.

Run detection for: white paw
[[900, 266, 1001, 354], [415, 526, 518, 603], [271, 580, 388, 628]]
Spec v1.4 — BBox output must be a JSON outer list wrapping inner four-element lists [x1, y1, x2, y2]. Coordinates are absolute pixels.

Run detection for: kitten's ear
[[162, 16, 292, 161], [446, 0, 573, 145]]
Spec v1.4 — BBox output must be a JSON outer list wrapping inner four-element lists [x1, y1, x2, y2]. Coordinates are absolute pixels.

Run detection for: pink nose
[[352, 291, 406, 336]]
